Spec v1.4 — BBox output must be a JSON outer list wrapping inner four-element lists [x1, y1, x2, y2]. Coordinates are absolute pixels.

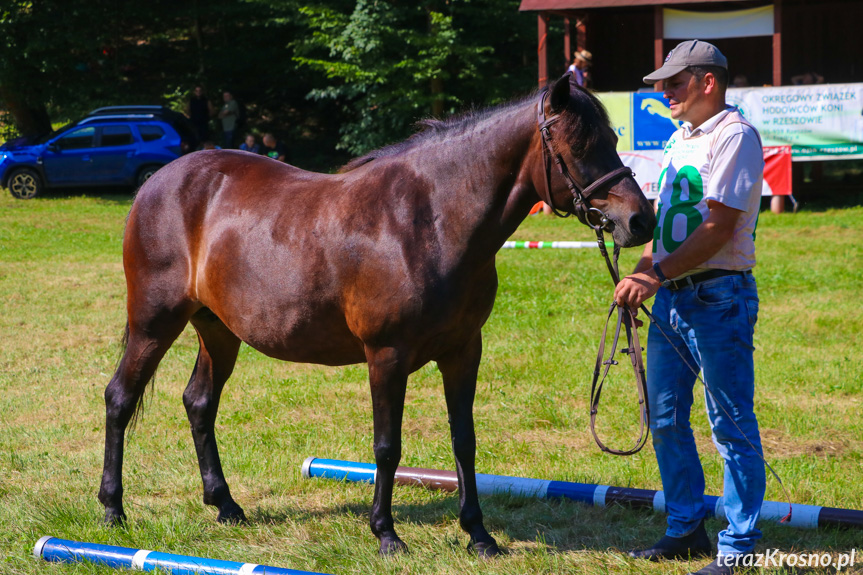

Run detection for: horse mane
[[338, 94, 538, 173], [338, 82, 611, 173]]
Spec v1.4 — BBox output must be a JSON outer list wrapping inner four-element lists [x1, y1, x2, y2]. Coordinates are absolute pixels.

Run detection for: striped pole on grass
[[34, 536, 329, 575], [302, 457, 863, 530], [502, 240, 612, 249]]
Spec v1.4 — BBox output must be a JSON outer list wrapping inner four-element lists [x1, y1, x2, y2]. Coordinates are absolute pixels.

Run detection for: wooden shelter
[[519, 0, 863, 91]]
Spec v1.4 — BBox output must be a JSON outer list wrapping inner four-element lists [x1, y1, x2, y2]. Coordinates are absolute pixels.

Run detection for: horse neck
[[416, 101, 542, 257]]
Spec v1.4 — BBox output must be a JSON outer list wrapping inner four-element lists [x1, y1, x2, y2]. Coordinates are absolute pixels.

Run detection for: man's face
[[663, 70, 703, 123]]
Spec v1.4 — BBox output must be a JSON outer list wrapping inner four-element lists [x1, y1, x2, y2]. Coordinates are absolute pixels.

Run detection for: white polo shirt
[[653, 106, 764, 274]]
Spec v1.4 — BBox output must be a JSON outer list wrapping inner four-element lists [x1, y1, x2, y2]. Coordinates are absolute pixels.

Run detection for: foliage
[[0, 1, 536, 166], [295, 0, 534, 155]]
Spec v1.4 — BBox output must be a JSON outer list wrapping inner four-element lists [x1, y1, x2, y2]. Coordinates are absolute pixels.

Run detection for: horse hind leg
[[99, 313, 191, 525], [184, 308, 245, 523], [437, 335, 500, 557]]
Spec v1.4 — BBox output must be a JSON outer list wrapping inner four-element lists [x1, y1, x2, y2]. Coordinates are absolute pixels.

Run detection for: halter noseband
[[536, 89, 633, 229]]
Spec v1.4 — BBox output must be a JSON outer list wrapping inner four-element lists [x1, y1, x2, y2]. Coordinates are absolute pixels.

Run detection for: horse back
[[124, 150, 498, 368]]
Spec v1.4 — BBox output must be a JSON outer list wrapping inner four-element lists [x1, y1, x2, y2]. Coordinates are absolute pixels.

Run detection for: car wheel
[[8, 168, 43, 199], [136, 165, 162, 187]]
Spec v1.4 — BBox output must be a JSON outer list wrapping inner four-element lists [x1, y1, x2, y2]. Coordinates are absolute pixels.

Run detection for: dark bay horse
[[99, 75, 656, 556]]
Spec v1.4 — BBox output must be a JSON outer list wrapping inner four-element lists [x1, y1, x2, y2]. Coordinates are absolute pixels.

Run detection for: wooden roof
[[519, 0, 734, 10]]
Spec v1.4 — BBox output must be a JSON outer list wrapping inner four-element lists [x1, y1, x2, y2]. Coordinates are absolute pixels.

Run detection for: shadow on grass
[[244, 494, 863, 559]]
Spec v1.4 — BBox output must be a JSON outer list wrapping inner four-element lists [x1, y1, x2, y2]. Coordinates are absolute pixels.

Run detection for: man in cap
[[614, 40, 765, 575]]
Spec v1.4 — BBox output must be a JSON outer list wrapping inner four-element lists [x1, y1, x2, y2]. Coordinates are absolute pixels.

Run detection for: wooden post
[[772, 0, 783, 87], [575, 14, 587, 52], [653, 6, 664, 90], [564, 17, 572, 68], [771, 1, 786, 213], [538, 13, 549, 86], [770, 195, 786, 214]]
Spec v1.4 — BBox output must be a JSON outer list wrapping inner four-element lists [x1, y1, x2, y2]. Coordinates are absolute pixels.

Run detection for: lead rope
[[589, 226, 793, 523], [589, 229, 650, 456]]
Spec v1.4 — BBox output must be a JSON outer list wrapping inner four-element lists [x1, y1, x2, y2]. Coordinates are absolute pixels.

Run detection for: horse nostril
[[628, 213, 655, 239]]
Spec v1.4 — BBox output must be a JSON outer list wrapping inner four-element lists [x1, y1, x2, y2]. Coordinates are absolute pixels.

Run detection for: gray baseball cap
[[643, 40, 728, 83]]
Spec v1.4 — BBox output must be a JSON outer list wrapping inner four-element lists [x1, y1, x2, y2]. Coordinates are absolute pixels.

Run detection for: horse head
[[537, 75, 656, 248]]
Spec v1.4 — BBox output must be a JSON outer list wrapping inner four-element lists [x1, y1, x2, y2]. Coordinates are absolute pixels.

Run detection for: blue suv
[[1, 106, 197, 199]]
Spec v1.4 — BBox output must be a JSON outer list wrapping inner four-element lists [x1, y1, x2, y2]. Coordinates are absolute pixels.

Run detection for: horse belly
[[238, 309, 366, 366], [201, 284, 365, 365]]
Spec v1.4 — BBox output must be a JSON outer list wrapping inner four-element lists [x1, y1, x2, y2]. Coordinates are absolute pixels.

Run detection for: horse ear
[[549, 74, 572, 113]]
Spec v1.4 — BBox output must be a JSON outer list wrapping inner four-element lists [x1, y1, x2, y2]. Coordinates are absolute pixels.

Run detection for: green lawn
[[0, 191, 860, 574]]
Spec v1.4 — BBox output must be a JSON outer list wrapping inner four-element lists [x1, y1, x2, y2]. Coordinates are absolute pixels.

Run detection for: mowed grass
[[0, 191, 861, 574]]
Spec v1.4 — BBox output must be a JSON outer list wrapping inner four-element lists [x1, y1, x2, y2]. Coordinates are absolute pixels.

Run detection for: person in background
[[791, 71, 825, 85], [239, 133, 260, 154], [615, 39, 766, 575], [218, 90, 240, 149], [729, 74, 749, 88], [186, 85, 213, 142], [260, 133, 287, 162], [567, 49, 592, 88]]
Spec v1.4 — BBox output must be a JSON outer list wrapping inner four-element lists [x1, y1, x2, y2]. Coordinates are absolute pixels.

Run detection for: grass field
[[0, 191, 861, 574]]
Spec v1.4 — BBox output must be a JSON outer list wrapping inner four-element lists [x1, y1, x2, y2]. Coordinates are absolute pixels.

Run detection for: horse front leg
[[365, 346, 409, 555], [438, 335, 500, 557]]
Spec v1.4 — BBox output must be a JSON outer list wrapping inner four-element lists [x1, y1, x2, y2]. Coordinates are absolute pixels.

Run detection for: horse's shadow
[[247, 493, 862, 562]]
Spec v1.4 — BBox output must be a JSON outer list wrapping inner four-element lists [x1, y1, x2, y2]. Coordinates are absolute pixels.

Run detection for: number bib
[[652, 108, 763, 272]]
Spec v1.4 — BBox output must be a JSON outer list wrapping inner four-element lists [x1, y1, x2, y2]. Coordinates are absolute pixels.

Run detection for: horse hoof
[[216, 502, 248, 524], [468, 539, 501, 558], [103, 509, 127, 527], [378, 537, 408, 556]]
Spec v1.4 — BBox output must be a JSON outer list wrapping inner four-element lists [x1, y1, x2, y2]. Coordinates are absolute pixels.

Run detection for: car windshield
[[33, 122, 78, 145]]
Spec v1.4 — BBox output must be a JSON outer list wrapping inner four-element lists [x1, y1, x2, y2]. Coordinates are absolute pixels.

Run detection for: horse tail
[[113, 320, 155, 433], [119, 321, 130, 356]]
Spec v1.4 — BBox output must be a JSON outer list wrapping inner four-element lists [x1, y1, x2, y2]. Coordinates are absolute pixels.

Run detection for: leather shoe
[[629, 519, 712, 561], [687, 554, 754, 575]]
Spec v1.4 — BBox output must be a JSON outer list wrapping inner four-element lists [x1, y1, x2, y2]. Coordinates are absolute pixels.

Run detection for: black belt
[[664, 269, 750, 291]]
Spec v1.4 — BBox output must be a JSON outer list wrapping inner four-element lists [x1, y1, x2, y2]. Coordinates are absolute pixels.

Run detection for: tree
[[0, 1, 536, 170], [294, 0, 534, 156]]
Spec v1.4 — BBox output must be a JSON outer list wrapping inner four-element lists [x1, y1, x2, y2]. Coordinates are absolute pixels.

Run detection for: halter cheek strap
[[536, 89, 633, 228]]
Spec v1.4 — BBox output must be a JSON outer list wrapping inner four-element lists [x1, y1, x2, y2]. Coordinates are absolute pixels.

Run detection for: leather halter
[[535, 88, 633, 227]]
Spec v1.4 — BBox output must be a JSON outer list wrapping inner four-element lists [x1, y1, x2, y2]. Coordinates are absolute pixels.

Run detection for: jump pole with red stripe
[[502, 240, 612, 249], [302, 457, 863, 530]]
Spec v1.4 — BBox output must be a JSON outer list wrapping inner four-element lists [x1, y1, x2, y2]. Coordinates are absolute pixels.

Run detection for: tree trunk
[[431, 77, 444, 117], [192, 0, 206, 78], [0, 85, 52, 139]]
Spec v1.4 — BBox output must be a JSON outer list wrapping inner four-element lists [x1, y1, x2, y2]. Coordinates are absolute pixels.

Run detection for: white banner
[[726, 83, 863, 161], [664, 6, 774, 40]]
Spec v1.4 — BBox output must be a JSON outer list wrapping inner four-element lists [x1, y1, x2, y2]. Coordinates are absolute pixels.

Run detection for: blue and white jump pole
[[34, 536, 329, 575], [302, 457, 863, 530]]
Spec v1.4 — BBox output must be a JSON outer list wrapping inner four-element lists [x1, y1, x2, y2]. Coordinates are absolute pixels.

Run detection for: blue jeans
[[647, 272, 765, 555]]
